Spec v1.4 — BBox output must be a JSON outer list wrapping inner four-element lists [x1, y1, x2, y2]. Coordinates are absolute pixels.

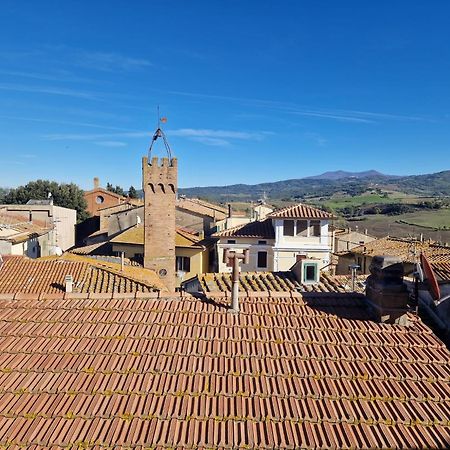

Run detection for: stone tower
[[142, 140, 177, 291]]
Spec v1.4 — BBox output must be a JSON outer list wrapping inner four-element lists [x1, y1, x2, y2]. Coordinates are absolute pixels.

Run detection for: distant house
[[0, 212, 54, 257], [0, 200, 76, 251], [109, 224, 215, 287], [333, 226, 376, 253], [214, 203, 334, 277], [336, 236, 450, 275], [176, 197, 228, 235], [84, 177, 141, 217]]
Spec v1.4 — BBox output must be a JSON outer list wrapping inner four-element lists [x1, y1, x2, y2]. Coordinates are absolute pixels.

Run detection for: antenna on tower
[[148, 106, 172, 160]]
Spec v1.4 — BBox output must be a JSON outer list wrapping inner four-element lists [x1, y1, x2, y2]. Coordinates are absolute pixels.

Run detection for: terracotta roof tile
[[343, 237, 450, 264], [0, 213, 51, 244], [268, 203, 334, 219], [177, 198, 228, 219], [432, 261, 450, 282], [0, 257, 159, 294], [194, 272, 366, 294], [214, 218, 275, 239], [0, 293, 448, 448], [109, 225, 203, 248]]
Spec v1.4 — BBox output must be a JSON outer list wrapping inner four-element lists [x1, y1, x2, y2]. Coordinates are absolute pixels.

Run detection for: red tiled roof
[[196, 271, 367, 294], [432, 261, 450, 282], [177, 197, 228, 219], [0, 292, 449, 448], [0, 257, 158, 294], [0, 213, 51, 244], [268, 203, 334, 219], [342, 237, 450, 264], [214, 218, 275, 238]]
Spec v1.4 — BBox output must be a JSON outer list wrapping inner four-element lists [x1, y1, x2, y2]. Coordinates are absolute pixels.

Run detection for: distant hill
[[305, 170, 388, 180], [179, 170, 450, 202]]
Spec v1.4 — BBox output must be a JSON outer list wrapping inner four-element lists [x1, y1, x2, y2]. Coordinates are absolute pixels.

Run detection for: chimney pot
[[65, 275, 73, 293]]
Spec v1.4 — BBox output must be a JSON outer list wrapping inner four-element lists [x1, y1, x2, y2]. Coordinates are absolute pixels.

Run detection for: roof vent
[[65, 275, 73, 293]]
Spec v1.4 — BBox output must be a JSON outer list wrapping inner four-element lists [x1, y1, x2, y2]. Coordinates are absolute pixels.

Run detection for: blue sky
[[0, 1, 449, 190]]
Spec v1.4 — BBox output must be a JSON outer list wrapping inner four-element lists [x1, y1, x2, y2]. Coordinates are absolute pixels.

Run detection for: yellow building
[[110, 224, 214, 287]]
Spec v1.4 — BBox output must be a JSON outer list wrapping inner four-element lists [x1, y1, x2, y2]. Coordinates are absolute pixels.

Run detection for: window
[[296, 220, 308, 236], [257, 251, 268, 268], [258, 240, 267, 245], [176, 256, 191, 272], [283, 220, 294, 236], [303, 263, 318, 283], [227, 239, 236, 244], [95, 195, 104, 204], [310, 220, 321, 237]]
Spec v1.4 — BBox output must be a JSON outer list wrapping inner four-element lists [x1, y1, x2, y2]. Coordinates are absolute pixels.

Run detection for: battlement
[[142, 157, 178, 190]]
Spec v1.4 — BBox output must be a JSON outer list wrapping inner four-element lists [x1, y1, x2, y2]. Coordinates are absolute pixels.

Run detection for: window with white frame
[[176, 256, 191, 272]]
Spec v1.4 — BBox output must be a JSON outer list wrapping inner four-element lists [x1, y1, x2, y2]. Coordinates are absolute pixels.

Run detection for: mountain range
[[179, 170, 450, 202]]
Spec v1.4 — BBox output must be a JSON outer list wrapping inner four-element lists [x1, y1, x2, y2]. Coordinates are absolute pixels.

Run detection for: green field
[[398, 209, 450, 229]]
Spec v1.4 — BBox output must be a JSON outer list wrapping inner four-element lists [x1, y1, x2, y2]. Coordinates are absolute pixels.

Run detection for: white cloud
[[74, 50, 153, 72], [95, 141, 128, 147], [190, 137, 230, 147], [167, 90, 429, 123], [0, 82, 96, 99]]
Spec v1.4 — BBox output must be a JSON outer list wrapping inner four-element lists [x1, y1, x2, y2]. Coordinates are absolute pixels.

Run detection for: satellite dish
[[420, 253, 440, 301]]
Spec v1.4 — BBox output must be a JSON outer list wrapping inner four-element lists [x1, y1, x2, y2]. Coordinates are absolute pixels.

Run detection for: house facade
[[0, 201, 76, 251], [215, 203, 334, 276]]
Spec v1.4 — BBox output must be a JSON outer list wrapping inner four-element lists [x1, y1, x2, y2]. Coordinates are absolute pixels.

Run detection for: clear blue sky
[[1, 1, 449, 190]]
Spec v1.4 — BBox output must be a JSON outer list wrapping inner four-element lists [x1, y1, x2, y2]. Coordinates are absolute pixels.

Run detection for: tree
[[106, 182, 125, 197], [128, 185, 138, 199], [3, 179, 90, 222]]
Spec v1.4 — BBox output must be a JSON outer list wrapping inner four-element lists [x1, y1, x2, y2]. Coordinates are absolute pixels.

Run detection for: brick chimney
[[365, 256, 409, 325], [94, 177, 100, 189]]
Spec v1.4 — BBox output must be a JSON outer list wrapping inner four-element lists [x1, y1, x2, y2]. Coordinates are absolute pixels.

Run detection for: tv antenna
[[148, 106, 172, 160]]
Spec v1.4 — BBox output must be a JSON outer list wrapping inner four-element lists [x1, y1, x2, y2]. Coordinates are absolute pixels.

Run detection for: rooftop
[[110, 224, 205, 248], [0, 292, 448, 448], [432, 261, 450, 282], [192, 271, 367, 294], [341, 236, 450, 264], [0, 255, 162, 294], [177, 197, 228, 219], [214, 218, 275, 239], [268, 203, 334, 219], [0, 213, 51, 244]]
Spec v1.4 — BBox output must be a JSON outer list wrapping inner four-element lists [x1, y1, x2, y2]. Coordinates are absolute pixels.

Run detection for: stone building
[[142, 155, 178, 291]]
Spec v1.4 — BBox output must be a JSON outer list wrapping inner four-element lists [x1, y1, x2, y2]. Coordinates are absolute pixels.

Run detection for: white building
[[215, 203, 334, 279], [0, 201, 76, 251], [0, 212, 55, 257]]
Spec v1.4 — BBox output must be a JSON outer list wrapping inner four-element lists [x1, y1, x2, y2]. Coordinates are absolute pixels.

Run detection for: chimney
[[223, 248, 249, 313], [65, 275, 73, 293], [365, 256, 409, 325], [94, 177, 100, 189]]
